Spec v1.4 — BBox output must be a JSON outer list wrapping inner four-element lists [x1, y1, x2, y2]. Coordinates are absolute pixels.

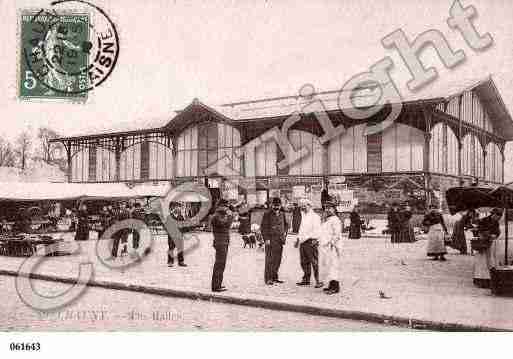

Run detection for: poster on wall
[[310, 185, 322, 208], [247, 193, 257, 206], [292, 185, 306, 199]]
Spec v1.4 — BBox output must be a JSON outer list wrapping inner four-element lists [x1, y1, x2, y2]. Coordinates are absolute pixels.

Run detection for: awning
[[0, 182, 171, 201]]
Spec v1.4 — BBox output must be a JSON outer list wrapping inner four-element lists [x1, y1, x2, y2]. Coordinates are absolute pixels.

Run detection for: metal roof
[[52, 76, 513, 142]]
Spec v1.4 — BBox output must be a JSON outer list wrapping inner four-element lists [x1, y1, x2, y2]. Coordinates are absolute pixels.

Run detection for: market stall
[[446, 185, 513, 296]]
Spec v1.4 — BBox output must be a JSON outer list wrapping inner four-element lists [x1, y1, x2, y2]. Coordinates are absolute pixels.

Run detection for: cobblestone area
[[0, 277, 411, 331], [1, 231, 513, 329]]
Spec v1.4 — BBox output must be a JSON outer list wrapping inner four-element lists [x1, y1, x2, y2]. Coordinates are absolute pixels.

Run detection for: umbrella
[[445, 187, 499, 215]]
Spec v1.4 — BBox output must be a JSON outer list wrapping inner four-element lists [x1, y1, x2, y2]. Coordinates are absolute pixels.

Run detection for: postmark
[[19, 0, 119, 102]]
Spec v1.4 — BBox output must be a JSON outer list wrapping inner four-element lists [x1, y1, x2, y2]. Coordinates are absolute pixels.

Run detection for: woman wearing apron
[[423, 205, 448, 261], [473, 208, 502, 288]]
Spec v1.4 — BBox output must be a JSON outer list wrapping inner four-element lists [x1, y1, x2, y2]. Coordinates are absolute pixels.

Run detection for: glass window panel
[[233, 127, 241, 147], [328, 136, 341, 174], [341, 127, 354, 173], [411, 127, 424, 171], [207, 123, 218, 149], [382, 124, 396, 172], [244, 146, 255, 177], [198, 124, 208, 149], [191, 126, 198, 150], [395, 125, 409, 172], [226, 125, 233, 147], [354, 124, 367, 173], [197, 150, 207, 176], [255, 141, 266, 176], [312, 137, 323, 175], [218, 123, 226, 148]]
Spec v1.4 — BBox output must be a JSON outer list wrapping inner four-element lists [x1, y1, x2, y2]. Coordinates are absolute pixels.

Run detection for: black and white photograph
[[1, 0, 513, 355]]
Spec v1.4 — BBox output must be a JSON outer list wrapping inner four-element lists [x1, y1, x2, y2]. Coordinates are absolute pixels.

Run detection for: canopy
[[0, 182, 171, 201], [446, 186, 513, 215], [446, 185, 513, 265]]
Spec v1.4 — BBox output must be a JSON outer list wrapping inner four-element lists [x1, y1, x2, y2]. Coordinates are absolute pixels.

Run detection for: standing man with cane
[[211, 199, 234, 292], [261, 197, 289, 285]]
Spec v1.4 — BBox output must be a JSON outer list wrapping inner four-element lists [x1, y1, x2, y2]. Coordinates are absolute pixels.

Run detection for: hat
[[271, 197, 282, 205], [491, 208, 503, 216]]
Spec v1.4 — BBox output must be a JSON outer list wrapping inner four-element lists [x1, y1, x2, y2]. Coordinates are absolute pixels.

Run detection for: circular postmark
[[22, 0, 119, 95]]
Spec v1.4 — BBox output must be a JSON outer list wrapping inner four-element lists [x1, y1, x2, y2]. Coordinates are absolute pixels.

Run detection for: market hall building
[[51, 77, 513, 212]]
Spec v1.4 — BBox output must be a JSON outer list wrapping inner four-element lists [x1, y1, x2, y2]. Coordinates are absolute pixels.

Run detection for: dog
[[242, 234, 256, 248]]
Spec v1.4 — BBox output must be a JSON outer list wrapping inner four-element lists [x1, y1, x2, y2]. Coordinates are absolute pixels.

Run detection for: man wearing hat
[[295, 198, 323, 288], [211, 199, 234, 292], [319, 200, 342, 294], [261, 197, 289, 285]]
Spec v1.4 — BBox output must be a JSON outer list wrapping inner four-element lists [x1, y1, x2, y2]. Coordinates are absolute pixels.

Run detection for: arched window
[[96, 147, 116, 182], [429, 123, 458, 175], [462, 134, 484, 178], [71, 147, 89, 182], [288, 130, 325, 175], [176, 122, 241, 177], [382, 123, 424, 172], [149, 141, 173, 180], [485, 142, 503, 183], [327, 124, 367, 174], [119, 139, 141, 181]]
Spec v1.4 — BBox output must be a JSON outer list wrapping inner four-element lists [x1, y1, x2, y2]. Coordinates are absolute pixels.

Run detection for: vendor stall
[[446, 186, 513, 295]]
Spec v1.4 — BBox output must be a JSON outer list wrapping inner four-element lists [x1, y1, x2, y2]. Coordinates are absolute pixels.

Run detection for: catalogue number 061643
[[9, 342, 41, 351]]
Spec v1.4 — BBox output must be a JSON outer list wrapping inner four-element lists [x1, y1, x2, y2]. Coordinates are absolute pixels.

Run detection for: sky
[[1, 0, 513, 179]]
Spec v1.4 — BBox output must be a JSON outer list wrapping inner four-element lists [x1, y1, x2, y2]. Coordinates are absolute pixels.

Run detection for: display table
[[0, 235, 65, 257]]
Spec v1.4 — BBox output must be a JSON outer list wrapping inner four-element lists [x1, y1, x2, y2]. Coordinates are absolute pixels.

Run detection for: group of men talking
[[209, 196, 342, 294]]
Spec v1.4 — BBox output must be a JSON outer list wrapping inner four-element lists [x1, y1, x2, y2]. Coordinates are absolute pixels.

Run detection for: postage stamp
[[19, 9, 90, 101], [18, 1, 119, 102]]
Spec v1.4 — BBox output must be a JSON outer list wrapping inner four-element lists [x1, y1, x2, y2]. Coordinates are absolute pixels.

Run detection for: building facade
[[51, 78, 513, 213]]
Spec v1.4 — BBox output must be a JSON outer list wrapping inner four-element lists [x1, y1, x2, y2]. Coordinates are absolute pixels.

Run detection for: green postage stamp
[[19, 10, 90, 101], [18, 5, 119, 102]]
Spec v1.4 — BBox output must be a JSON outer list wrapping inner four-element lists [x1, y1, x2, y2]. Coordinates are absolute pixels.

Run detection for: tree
[[37, 127, 65, 165], [0, 137, 16, 167], [16, 131, 32, 171]]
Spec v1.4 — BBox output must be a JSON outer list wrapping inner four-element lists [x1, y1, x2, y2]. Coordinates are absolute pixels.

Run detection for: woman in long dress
[[398, 205, 415, 243], [348, 208, 361, 239], [450, 210, 475, 255], [388, 203, 401, 243], [291, 203, 302, 234], [74, 204, 90, 241], [319, 201, 343, 295], [423, 206, 448, 260]]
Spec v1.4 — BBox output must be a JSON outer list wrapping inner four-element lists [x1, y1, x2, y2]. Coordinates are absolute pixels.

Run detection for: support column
[[502, 150, 506, 184], [422, 106, 432, 208], [483, 149, 487, 182], [115, 137, 122, 182], [171, 136, 178, 181], [424, 132, 432, 207], [458, 141, 463, 186], [66, 141, 72, 183]]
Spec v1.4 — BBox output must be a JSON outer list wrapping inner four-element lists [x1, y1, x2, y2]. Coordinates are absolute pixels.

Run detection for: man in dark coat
[[261, 197, 289, 285], [291, 203, 302, 234], [387, 203, 401, 243], [74, 204, 90, 241], [167, 204, 186, 267], [211, 199, 234, 292]]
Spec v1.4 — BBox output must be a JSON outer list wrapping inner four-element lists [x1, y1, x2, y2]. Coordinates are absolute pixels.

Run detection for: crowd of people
[[386, 202, 415, 243]]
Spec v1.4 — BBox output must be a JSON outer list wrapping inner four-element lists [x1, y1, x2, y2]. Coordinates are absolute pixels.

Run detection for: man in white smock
[[319, 200, 343, 295]]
